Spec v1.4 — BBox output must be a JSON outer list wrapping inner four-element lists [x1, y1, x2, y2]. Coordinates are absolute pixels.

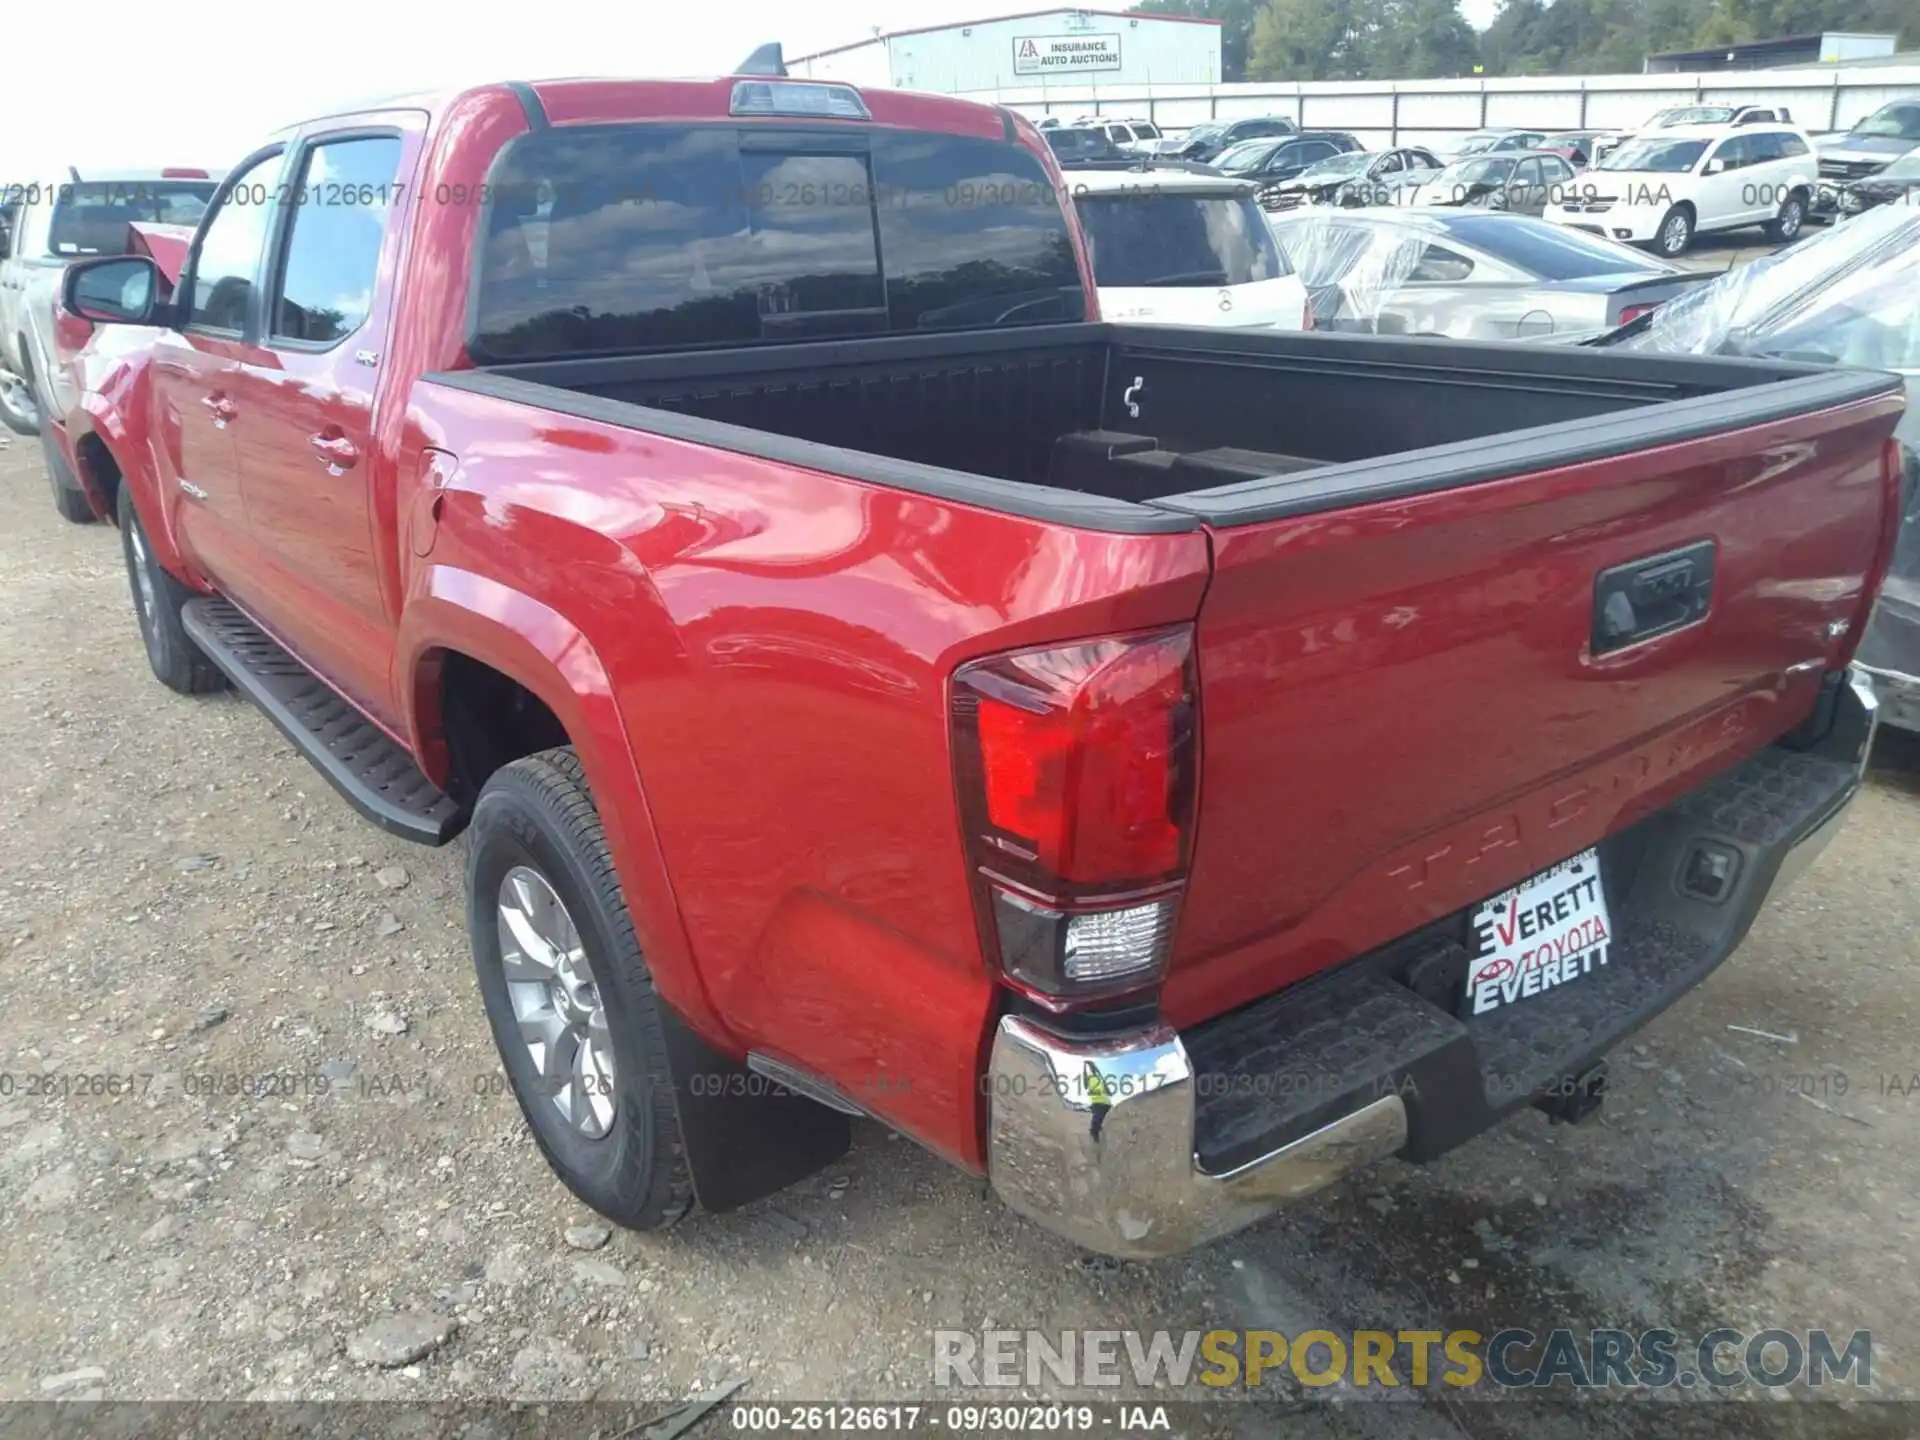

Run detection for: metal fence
[[986, 66, 1920, 147]]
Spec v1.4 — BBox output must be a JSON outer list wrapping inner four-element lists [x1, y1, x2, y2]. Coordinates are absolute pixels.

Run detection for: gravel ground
[[2, 433, 1918, 1437]]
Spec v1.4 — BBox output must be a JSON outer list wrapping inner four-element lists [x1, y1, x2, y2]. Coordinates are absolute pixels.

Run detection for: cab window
[[188, 152, 285, 333]]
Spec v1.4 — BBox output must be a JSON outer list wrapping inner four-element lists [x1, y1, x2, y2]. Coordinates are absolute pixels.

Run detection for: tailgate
[[1156, 380, 1903, 1027]]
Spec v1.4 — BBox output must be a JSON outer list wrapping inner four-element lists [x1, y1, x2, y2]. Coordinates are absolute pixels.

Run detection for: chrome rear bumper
[[986, 668, 1877, 1259], [987, 1016, 1407, 1258]]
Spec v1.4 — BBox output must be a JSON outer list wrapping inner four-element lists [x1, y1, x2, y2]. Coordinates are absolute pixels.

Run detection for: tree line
[[1130, 0, 1918, 82]]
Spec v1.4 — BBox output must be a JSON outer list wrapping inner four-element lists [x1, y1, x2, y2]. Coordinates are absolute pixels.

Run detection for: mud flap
[[658, 1003, 851, 1212]]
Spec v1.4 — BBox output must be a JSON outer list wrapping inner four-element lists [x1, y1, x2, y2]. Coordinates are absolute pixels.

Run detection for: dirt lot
[[2, 432, 1919, 1436]]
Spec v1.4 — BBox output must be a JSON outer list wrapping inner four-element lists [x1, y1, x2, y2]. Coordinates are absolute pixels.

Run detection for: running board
[[181, 597, 466, 845]]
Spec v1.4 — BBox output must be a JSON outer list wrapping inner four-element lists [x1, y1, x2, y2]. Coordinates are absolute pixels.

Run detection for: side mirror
[[1703, 158, 1726, 175], [63, 256, 162, 325]]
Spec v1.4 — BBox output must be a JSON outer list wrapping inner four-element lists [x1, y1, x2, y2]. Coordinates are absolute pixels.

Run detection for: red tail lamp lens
[[952, 626, 1198, 1006], [965, 628, 1194, 887]]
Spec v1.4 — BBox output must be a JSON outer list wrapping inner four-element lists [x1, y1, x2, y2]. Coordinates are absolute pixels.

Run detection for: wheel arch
[[398, 572, 729, 1046]]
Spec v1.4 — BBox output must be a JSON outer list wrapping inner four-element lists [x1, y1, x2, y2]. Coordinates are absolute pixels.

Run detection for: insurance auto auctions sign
[[1012, 32, 1123, 75]]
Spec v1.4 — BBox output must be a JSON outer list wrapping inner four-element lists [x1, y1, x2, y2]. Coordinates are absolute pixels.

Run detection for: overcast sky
[[8, 1, 1498, 183]]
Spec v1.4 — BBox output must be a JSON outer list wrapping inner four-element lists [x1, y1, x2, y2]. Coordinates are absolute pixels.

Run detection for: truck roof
[[280, 76, 1020, 143]]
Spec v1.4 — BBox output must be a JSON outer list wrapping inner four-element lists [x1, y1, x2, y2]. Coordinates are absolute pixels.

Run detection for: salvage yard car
[[0, 169, 215, 519], [1828, 149, 1920, 218], [1813, 99, 1920, 215], [53, 71, 1904, 1258], [1411, 150, 1580, 216], [1599, 199, 1920, 734], [1274, 209, 1710, 338], [1545, 124, 1817, 256], [1257, 147, 1441, 211], [1070, 171, 1309, 330]]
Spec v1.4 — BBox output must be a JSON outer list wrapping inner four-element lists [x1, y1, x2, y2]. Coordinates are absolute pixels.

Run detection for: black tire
[[42, 428, 95, 524], [0, 355, 40, 437], [466, 747, 695, 1231], [1767, 191, 1807, 244], [1652, 204, 1694, 258], [117, 486, 227, 695]]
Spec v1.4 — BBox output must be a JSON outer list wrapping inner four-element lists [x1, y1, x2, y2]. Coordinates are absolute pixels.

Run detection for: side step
[[181, 597, 466, 845]]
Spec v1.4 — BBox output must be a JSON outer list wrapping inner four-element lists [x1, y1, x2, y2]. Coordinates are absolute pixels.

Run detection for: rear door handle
[[201, 393, 237, 426], [310, 433, 361, 473], [1592, 539, 1717, 655]]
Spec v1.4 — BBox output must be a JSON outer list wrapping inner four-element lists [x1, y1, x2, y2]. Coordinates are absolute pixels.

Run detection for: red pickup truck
[[58, 70, 1902, 1257]]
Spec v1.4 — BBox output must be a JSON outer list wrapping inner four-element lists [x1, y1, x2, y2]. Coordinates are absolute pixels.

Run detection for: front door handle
[[1592, 539, 1717, 656], [201, 393, 237, 426], [310, 432, 361, 473]]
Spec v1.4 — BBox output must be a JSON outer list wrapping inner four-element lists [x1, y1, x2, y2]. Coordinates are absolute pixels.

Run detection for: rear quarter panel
[[404, 381, 1211, 1168]]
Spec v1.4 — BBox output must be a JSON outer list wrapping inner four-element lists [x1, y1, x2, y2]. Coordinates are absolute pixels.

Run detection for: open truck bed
[[429, 323, 1888, 530]]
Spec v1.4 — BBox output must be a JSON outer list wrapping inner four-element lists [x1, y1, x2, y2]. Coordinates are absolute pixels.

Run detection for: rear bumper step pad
[[181, 598, 465, 845]]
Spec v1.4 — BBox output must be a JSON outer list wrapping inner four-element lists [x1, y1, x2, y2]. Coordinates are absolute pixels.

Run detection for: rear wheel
[[1767, 191, 1806, 244], [42, 429, 95, 524], [1652, 205, 1694, 258], [466, 748, 695, 1231], [118, 486, 227, 695]]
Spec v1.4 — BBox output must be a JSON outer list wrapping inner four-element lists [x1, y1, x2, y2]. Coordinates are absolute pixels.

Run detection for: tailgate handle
[[1592, 539, 1716, 656]]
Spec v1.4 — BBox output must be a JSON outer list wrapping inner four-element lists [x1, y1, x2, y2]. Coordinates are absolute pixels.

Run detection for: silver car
[[1269, 208, 1712, 340], [0, 170, 215, 437]]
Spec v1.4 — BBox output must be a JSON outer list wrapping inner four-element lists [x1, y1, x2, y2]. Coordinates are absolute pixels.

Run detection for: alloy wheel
[[497, 865, 617, 1139]]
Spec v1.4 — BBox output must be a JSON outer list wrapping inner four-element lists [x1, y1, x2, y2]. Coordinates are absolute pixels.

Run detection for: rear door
[[1697, 134, 1752, 227], [227, 119, 419, 723]]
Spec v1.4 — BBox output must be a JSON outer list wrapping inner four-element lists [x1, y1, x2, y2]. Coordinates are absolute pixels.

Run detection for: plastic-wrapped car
[[1599, 201, 1920, 731]]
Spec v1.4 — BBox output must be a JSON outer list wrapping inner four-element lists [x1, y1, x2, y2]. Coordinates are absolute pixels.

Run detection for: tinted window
[[45, 180, 215, 258], [271, 137, 403, 345], [1598, 138, 1708, 173], [189, 155, 283, 331], [1711, 136, 1751, 170], [1076, 192, 1287, 287], [1443, 214, 1666, 279], [474, 126, 1083, 360], [1408, 243, 1473, 283], [1045, 128, 1116, 160], [1779, 133, 1810, 157], [1745, 133, 1783, 164]]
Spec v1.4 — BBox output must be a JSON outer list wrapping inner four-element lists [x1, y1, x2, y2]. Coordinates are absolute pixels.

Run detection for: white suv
[[1543, 125, 1817, 258]]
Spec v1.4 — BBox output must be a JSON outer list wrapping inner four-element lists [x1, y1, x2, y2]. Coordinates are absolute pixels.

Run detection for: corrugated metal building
[[1644, 31, 1898, 73], [790, 9, 1222, 96]]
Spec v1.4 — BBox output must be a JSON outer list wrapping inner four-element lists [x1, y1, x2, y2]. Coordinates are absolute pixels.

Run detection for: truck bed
[[420, 324, 1903, 1035], [429, 324, 1887, 533]]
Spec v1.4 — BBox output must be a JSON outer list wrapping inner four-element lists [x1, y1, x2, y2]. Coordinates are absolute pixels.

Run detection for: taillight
[[951, 626, 1198, 1010], [53, 305, 93, 361], [1617, 302, 1660, 325]]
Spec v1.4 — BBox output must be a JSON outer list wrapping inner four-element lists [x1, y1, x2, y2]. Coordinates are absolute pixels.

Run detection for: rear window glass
[[1075, 192, 1289, 287], [46, 181, 214, 257], [474, 125, 1085, 359], [1443, 214, 1667, 279]]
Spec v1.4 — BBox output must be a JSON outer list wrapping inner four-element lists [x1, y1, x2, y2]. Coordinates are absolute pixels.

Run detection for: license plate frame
[[1463, 849, 1614, 1018]]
